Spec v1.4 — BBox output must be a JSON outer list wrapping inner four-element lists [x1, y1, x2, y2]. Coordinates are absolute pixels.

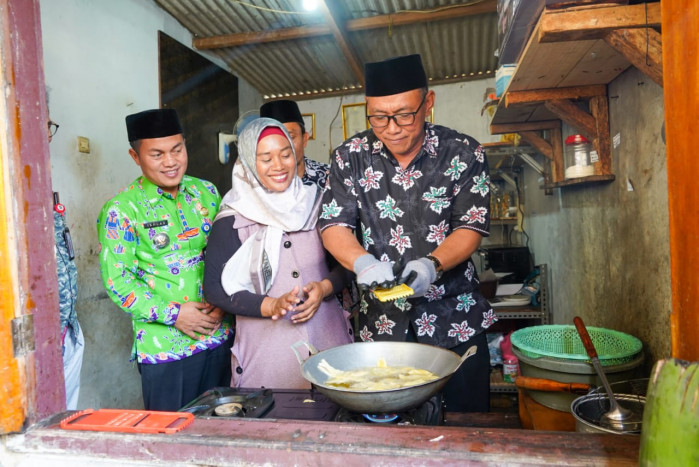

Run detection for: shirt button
[[292, 270, 300, 278], [284, 240, 292, 248], [236, 366, 243, 374]]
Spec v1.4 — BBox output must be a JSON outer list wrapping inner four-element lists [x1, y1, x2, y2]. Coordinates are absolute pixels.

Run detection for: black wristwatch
[[426, 254, 443, 281]]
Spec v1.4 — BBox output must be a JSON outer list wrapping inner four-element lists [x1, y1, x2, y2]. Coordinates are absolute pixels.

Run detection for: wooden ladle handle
[[573, 316, 599, 360]]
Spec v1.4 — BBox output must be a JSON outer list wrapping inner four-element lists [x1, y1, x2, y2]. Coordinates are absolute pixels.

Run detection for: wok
[[293, 341, 476, 414]]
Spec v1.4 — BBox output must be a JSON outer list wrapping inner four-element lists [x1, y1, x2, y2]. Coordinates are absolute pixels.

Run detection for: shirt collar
[[139, 176, 189, 203], [371, 123, 433, 167]]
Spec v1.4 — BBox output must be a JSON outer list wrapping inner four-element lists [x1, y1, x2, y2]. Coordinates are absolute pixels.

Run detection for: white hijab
[[219, 118, 321, 296]]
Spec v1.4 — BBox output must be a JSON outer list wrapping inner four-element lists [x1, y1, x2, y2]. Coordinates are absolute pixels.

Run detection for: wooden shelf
[[489, 3, 662, 188], [545, 174, 616, 189]]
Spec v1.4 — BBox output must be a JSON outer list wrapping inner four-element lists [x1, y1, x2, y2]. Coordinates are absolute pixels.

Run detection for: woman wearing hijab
[[203, 118, 353, 389]]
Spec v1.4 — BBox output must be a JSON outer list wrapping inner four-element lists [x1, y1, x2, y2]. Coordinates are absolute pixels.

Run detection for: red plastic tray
[[60, 409, 194, 434]]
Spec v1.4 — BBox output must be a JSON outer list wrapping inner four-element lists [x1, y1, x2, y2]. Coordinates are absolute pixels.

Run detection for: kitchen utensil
[[571, 392, 645, 434], [373, 283, 414, 302], [511, 324, 642, 365], [573, 317, 643, 432], [293, 341, 476, 413]]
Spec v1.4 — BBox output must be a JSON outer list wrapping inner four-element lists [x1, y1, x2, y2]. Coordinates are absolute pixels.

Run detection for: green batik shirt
[[97, 175, 232, 364]]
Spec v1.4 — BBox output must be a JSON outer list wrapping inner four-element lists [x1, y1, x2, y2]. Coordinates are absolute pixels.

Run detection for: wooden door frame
[[663, 0, 699, 361], [0, 0, 65, 433]]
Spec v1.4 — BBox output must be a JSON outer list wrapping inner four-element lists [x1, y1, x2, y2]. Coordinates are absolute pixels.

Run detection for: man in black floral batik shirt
[[319, 54, 495, 412]]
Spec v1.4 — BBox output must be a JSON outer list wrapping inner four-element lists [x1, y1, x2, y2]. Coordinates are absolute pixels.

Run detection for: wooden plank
[[546, 174, 615, 188], [589, 95, 611, 175], [519, 131, 553, 161], [194, 0, 497, 50], [543, 99, 597, 138], [490, 102, 539, 125], [505, 85, 605, 106], [604, 28, 663, 87], [21, 417, 641, 466], [663, 0, 699, 360], [557, 39, 630, 88], [538, 3, 661, 43], [507, 22, 597, 90], [550, 126, 565, 183], [490, 120, 561, 135], [319, 1, 364, 85], [0, 0, 67, 432], [194, 25, 328, 50]]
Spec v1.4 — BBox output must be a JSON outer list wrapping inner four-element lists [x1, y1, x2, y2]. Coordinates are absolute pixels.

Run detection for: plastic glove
[[399, 258, 437, 297], [353, 254, 396, 294]]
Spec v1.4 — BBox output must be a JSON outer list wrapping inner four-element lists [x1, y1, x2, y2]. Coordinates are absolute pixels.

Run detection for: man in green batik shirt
[[97, 108, 233, 411]]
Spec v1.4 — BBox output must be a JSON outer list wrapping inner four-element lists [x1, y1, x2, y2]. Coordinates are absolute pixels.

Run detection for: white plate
[[488, 295, 530, 307]]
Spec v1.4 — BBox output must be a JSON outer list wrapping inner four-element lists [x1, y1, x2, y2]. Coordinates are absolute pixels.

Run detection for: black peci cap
[[364, 54, 428, 97], [259, 100, 304, 129], [126, 108, 183, 142]]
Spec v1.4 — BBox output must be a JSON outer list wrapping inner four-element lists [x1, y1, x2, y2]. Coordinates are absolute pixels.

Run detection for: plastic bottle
[[500, 331, 520, 383]]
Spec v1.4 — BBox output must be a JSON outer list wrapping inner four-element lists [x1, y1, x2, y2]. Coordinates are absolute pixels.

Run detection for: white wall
[[40, 0, 234, 409], [291, 79, 499, 165]]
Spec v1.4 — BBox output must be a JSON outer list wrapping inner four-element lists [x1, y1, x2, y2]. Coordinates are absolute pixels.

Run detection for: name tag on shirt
[[143, 220, 168, 229]]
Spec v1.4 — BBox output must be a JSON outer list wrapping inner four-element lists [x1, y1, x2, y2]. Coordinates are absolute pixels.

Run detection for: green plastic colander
[[511, 325, 642, 366]]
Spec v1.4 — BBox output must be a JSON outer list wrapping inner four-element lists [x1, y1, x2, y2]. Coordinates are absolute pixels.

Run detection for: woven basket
[[511, 325, 642, 366]]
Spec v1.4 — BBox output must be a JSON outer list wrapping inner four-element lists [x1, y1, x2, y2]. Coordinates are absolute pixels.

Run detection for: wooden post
[[663, 0, 699, 360]]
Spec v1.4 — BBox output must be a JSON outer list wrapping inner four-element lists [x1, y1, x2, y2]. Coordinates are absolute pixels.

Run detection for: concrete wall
[[40, 0, 234, 409], [522, 67, 670, 370]]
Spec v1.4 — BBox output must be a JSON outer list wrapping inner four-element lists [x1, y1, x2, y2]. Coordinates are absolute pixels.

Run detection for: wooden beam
[[505, 85, 606, 107], [604, 28, 663, 87], [663, 0, 699, 361], [538, 3, 661, 43], [589, 95, 611, 176], [550, 126, 565, 183], [490, 120, 560, 135], [519, 131, 553, 161], [319, 1, 364, 86], [194, 0, 497, 50], [543, 99, 597, 140], [194, 25, 329, 50]]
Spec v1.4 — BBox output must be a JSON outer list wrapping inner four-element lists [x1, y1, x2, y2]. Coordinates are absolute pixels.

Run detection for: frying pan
[[293, 341, 476, 413]]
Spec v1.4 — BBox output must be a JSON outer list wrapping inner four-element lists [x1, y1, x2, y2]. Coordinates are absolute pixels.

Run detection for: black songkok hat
[[259, 100, 304, 128], [126, 108, 183, 142], [365, 54, 428, 97]]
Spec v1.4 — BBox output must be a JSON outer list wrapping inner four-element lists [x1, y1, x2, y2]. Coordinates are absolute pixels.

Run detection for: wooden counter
[[8, 412, 639, 466]]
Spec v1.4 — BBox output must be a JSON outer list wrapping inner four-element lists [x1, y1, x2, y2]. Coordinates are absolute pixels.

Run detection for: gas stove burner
[[334, 394, 445, 425], [362, 413, 399, 423], [179, 387, 274, 418], [214, 402, 244, 417]]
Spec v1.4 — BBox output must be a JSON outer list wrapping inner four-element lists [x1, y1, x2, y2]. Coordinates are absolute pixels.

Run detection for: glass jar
[[564, 134, 594, 179]]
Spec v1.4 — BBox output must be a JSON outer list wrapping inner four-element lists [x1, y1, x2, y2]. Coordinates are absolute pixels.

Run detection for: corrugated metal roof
[[153, 0, 498, 99]]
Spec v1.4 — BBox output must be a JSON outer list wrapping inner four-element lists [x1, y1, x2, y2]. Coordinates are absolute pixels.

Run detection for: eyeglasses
[[48, 121, 59, 137], [366, 94, 427, 128]]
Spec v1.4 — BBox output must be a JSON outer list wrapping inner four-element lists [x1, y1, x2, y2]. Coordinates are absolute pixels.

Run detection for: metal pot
[[293, 341, 475, 414], [571, 392, 645, 434]]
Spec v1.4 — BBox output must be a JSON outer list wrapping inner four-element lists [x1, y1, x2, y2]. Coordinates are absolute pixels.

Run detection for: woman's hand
[[262, 286, 301, 320], [290, 280, 333, 324]]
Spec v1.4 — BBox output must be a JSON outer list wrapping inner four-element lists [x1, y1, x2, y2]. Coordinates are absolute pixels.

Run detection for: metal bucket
[[294, 341, 475, 414], [571, 392, 645, 434]]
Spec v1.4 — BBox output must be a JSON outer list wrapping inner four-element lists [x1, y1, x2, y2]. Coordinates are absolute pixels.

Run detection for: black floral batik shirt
[[318, 123, 497, 349], [302, 157, 329, 189]]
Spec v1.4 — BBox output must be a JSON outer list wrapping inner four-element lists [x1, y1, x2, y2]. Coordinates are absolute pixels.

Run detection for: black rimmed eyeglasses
[[48, 121, 59, 137], [366, 93, 427, 128]]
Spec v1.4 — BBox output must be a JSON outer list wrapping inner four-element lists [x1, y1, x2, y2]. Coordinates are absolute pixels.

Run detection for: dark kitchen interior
[[1, 0, 697, 465]]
